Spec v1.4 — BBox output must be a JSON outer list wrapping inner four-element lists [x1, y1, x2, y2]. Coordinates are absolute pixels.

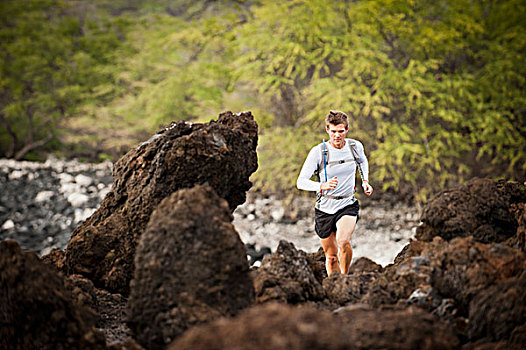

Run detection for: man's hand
[[362, 180, 373, 196], [320, 177, 338, 191]]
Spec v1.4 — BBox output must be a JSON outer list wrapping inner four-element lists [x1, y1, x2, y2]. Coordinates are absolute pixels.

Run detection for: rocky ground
[[0, 157, 113, 256], [1, 112, 524, 350], [0, 160, 418, 268]]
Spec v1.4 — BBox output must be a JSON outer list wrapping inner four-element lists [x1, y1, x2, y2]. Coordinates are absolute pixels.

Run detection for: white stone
[[35, 191, 55, 202], [99, 187, 111, 201], [8, 170, 25, 180], [271, 207, 285, 222], [74, 207, 96, 223], [40, 247, 53, 256], [58, 173, 74, 183], [60, 182, 81, 195], [2, 219, 15, 230], [67, 193, 89, 207], [75, 174, 93, 187]]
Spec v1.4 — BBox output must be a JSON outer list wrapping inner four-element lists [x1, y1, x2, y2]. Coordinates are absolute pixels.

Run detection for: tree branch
[[14, 131, 53, 160]]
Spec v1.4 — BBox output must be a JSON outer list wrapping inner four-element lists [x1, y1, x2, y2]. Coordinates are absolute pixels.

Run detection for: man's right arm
[[296, 146, 322, 192]]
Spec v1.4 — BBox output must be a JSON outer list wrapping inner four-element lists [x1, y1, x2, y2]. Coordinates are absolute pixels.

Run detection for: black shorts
[[314, 200, 360, 239]]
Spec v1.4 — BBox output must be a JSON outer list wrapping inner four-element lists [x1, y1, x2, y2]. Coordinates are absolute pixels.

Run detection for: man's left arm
[[356, 141, 373, 196]]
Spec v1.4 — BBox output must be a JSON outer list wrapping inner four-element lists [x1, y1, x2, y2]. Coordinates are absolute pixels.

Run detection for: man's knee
[[326, 254, 338, 265], [337, 240, 351, 250]]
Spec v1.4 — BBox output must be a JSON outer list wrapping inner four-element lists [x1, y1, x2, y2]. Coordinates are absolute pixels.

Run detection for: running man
[[297, 110, 373, 276]]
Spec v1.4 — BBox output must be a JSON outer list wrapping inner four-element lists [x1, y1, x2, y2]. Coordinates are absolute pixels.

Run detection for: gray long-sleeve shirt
[[296, 138, 369, 214]]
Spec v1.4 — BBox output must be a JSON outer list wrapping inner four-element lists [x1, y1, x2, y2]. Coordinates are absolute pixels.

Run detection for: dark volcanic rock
[[306, 247, 327, 284], [65, 111, 258, 294], [253, 240, 325, 304], [0, 240, 106, 350], [416, 178, 524, 243], [323, 271, 377, 305], [430, 237, 526, 315], [127, 185, 254, 350], [95, 288, 132, 347], [506, 201, 526, 252], [349, 256, 384, 274], [336, 305, 460, 350], [65, 274, 99, 325], [360, 238, 448, 308], [167, 303, 460, 350], [41, 247, 66, 272], [467, 272, 526, 342]]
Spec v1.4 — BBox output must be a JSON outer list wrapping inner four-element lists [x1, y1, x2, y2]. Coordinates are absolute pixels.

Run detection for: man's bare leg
[[320, 232, 338, 276], [335, 215, 357, 274]]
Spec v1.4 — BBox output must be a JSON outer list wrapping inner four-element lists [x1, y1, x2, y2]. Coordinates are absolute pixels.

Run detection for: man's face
[[326, 123, 348, 148]]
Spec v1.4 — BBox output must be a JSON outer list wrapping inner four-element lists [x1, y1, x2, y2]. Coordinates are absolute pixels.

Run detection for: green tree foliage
[[1, 0, 524, 200], [0, 0, 126, 159], [232, 0, 526, 199]]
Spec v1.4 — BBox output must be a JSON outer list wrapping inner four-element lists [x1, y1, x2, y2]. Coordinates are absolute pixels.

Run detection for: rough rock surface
[[349, 256, 384, 274], [323, 271, 377, 305], [127, 185, 254, 350], [305, 247, 327, 284], [0, 240, 106, 349], [167, 303, 460, 350], [430, 237, 526, 315], [416, 178, 524, 243], [360, 238, 444, 308], [253, 240, 325, 304], [65, 111, 258, 294], [467, 272, 526, 343]]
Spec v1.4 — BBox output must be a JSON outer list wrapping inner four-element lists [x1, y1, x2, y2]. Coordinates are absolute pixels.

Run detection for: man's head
[[325, 110, 349, 149], [325, 110, 349, 129]]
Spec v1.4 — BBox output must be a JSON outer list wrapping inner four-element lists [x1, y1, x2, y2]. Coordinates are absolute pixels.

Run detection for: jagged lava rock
[[467, 271, 526, 343], [430, 236, 526, 315], [127, 185, 254, 350], [253, 240, 324, 304], [0, 240, 106, 350], [416, 178, 524, 243], [359, 238, 449, 308], [322, 257, 383, 306], [65, 111, 258, 294], [167, 303, 460, 350], [305, 247, 327, 284], [323, 271, 378, 306]]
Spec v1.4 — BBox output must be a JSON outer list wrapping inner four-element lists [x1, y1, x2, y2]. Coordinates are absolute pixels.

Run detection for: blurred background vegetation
[[1, 0, 525, 201]]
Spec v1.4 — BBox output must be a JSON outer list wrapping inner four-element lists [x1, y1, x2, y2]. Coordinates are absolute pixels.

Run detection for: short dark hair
[[325, 110, 348, 129]]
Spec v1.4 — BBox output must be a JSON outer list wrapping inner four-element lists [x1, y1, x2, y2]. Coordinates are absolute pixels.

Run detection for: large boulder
[[0, 240, 106, 350], [253, 240, 325, 304], [430, 237, 526, 315], [167, 303, 460, 350], [415, 178, 524, 243], [65, 111, 258, 294], [127, 185, 254, 350], [468, 272, 526, 343]]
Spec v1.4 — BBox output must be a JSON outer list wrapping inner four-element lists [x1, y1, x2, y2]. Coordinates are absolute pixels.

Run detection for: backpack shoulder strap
[[348, 139, 365, 179], [347, 139, 361, 162], [314, 141, 329, 181]]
